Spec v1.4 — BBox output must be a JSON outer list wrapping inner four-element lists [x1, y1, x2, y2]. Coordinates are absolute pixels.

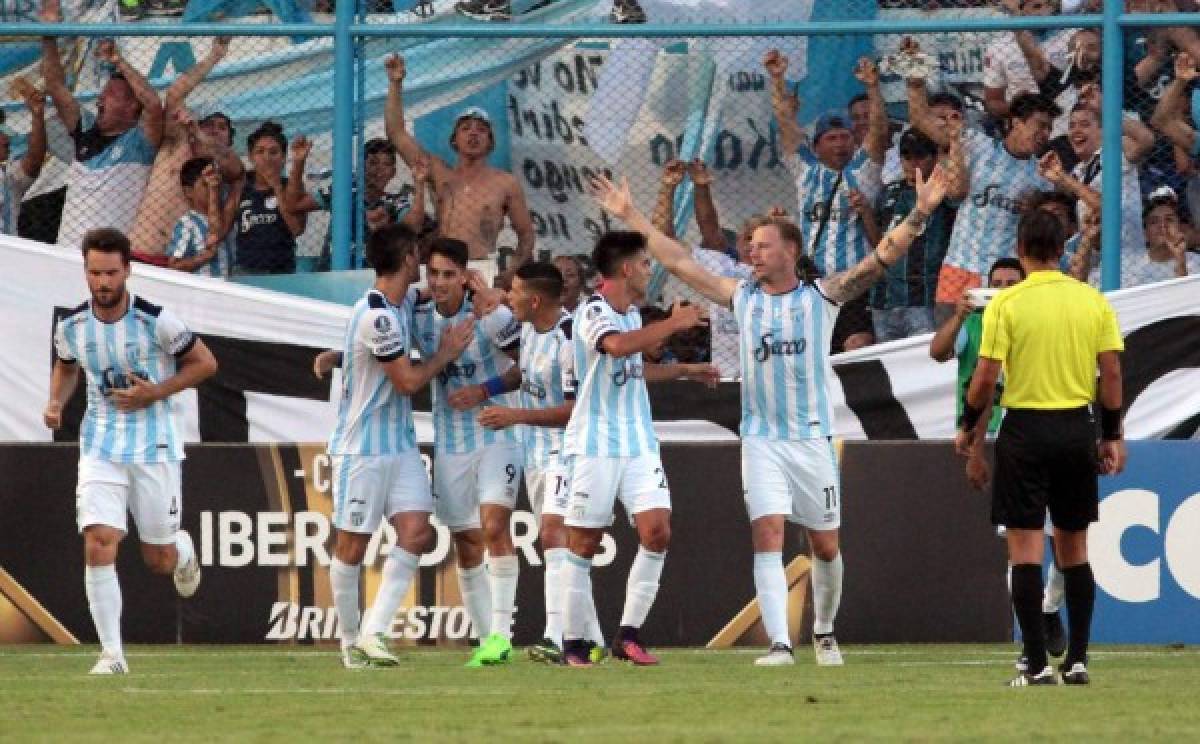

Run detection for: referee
[[955, 208, 1126, 687]]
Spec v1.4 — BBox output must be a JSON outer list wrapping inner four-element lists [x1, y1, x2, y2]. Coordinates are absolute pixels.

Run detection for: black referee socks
[[1063, 563, 1096, 666], [1011, 563, 1047, 674]]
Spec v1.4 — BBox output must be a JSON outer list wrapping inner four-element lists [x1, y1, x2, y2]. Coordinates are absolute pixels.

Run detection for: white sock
[[329, 557, 362, 649], [619, 547, 665, 629], [753, 552, 790, 647], [173, 531, 195, 572], [811, 553, 843, 636], [487, 554, 519, 640], [543, 548, 568, 643], [362, 547, 420, 638], [583, 571, 605, 645], [458, 563, 492, 640], [84, 565, 123, 658], [1043, 562, 1065, 614], [561, 552, 592, 642]]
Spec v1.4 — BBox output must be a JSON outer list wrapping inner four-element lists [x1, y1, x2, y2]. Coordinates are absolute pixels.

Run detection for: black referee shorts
[[992, 407, 1099, 532]]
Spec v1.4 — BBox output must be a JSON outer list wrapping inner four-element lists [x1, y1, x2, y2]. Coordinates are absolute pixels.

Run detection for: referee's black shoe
[[1008, 666, 1059, 687], [1061, 659, 1090, 685], [1044, 611, 1067, 658]]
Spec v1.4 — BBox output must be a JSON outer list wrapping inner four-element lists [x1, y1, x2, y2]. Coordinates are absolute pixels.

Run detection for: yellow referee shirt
[[980, 271, 1124, 410]]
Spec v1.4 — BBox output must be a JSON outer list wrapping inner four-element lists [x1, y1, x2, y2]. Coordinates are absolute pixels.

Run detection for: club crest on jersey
[[586, 304, 604, 319], [755, 332, 807, 362]]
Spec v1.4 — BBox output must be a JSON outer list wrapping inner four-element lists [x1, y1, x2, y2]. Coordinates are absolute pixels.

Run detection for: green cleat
[[466, 633, 513, 667], [528, 638, 564, 665]]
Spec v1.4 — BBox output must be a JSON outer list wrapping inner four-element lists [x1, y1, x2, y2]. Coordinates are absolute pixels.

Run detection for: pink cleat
[[613, 639, 659, 666]]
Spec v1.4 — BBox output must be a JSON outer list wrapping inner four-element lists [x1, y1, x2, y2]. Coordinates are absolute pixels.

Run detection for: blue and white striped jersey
[[167, 210, 228, 278], [58, 115, 156, 251], [564, 295, 658, 458], [518, 312, 575, 469], [730, 280, 839, 440], [943, 130, 1052, 276], [411, 293, 521, 454], [327, 288, 418, 456], [53, 296, 194, 463], [784, 146, 882, 277]]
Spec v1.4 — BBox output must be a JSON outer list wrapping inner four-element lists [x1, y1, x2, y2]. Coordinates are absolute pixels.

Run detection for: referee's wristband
[[483, 377, 507, 398], [1100, 406, 1123, 441], [961, 402, 984, 432]]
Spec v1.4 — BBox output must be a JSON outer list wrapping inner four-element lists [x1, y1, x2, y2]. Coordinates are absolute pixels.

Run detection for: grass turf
[[2, 644, 1197, 741]]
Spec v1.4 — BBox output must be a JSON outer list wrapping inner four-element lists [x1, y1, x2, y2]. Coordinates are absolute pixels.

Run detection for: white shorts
[[742, 437, 841, 530], [331, 451, 433, 534], [76, 456, 181, 544], [564, 453, 672, 529], [526, 458, 570, 519], [433, 440, 524, 531]]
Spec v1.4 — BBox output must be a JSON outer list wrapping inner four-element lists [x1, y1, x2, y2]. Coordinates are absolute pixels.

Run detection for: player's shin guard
[[811, 553, 843, 635], [1011, 563, 1047, 674], [1062, 563, 1095, 665], [619, 547, 665, 629], [360, 547, 418, 639], [754, 552, 790, 647], [458, 563, 493, 640], [543, 547, 568, 643], [582, 571, 605, 645], [330, 557, 362, 648], [487, 554, 519, 640], [84, 564, 123, 657], [561, 552, 593, 641], [1043, 561, 1065, 614]]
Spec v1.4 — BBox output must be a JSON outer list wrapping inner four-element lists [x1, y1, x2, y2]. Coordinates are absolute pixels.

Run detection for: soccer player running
[[418, 238, 525, 667], [589, 164, 950, 666], [325, 224, 474, 669], [956, 209, 1126, 687], [44, 228, 217, 674]]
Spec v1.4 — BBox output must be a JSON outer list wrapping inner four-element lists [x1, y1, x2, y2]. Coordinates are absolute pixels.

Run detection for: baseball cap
[[454, 106, 492, 126], [812, 109, 851, 144]]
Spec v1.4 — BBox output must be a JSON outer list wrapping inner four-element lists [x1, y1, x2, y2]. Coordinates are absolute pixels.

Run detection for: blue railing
[[1, 9, 1195, 287]]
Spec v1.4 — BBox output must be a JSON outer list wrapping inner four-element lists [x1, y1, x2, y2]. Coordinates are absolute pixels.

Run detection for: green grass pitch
[[3, 645, 1198, 741]]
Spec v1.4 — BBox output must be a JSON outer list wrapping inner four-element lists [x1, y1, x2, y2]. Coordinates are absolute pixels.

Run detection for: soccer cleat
[[755, 643, 795, 667], [587, 642, 609, 664], [467, 632, 513, 667], [1044, 612, 1067, 658], [528, 637, 563, 665], [341, 646, 369, 670], [173, 531, 202, 599], [563, 641, 594, 668], [1008, 666, 1059, 686], [354, 633, 399, 667], [88, 651, 129, 675], [813, 634, 844, 666], [455, 0, 511, 20], [609, 0, 647, 23], [1061, 660, 1090, 685], [613, 638, 660, 666]]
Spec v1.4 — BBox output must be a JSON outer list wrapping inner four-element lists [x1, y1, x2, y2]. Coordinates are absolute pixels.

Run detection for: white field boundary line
[[1, 648, 1194, 659]]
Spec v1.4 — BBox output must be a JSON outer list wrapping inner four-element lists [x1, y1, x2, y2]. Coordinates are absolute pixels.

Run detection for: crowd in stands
[[5, 0, 1200, 366]]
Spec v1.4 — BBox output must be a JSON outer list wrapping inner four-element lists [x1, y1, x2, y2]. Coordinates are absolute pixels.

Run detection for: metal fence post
[[331, 0, 357, 271], [1101, 0, 1125, 291]]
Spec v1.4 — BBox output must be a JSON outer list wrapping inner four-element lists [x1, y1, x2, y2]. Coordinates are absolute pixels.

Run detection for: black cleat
[[1061, 660, 1090, 685], [1008, 666, 1059, 687], [1044, 612, 1067, 658]]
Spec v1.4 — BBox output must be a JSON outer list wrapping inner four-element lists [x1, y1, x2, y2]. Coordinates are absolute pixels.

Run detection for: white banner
[[2, 236, 1197, 444]]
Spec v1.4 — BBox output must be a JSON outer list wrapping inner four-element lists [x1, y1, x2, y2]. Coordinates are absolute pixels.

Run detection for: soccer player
[[416, 238, 525, 666], [44, 228, 217, 674], [588, 165, 950, 666], [957, 208, 1126, 686], [557, 232, 708, 667], [325, 224, 474, 669]]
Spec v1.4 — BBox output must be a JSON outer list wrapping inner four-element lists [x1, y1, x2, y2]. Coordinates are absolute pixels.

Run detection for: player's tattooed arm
[[825, 164, 948, 304]]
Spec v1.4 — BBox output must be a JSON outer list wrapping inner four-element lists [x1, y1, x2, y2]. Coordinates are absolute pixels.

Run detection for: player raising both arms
[[45, 228, 217, 674], [590, 164, 950, 666], [324, 224, 473, 669]]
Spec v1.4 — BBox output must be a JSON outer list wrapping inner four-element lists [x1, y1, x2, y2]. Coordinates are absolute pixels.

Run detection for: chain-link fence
[[3, 1, 1199, 377]]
